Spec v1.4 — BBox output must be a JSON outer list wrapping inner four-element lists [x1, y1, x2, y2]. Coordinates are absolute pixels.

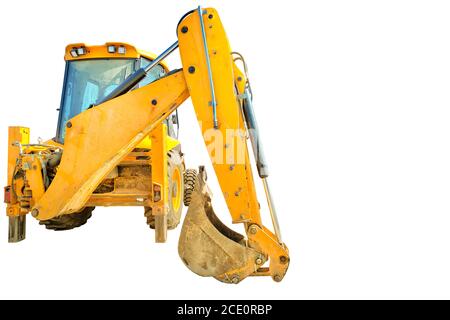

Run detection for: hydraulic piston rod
[[197, 6, 219, 129], [242, 88, 283, 243]]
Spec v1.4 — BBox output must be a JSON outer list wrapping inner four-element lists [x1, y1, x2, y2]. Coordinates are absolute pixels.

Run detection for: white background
[[1, 0, 450, 299]]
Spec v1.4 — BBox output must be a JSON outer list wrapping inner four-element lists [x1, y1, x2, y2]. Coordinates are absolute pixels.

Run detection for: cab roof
[[64, 42, 169, 72]]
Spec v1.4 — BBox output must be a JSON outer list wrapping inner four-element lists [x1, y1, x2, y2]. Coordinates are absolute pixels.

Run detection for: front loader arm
[[32, 70, 189, 220]]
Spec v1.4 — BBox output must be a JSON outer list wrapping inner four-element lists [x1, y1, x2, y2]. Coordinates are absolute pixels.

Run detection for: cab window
[[139, 57, 166, 87], [57, 58, 136, 142]]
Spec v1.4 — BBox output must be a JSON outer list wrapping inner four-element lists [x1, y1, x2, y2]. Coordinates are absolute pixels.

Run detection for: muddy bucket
[[178, 169, 262, 284]]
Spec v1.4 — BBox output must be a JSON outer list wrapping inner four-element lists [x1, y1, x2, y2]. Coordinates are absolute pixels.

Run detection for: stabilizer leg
[[8, 216, 26, 243], [151, 124, 169, 243], [6, 126, 30, 243]]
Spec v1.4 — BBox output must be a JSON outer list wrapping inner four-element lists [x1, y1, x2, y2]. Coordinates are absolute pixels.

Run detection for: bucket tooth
[[178, 172, 262, 283]]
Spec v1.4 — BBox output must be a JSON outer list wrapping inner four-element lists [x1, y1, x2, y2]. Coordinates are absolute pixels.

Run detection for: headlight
[[118, 46, 126, 54], [107, 45, 116, 53], [76, 47, 86, 55]]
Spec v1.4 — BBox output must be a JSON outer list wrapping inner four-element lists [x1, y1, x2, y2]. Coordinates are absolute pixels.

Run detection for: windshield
[[57, 59, 136, 141]]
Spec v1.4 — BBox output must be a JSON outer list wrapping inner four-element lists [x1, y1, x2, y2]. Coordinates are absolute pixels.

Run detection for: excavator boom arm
[[176, 8, 289, 282]]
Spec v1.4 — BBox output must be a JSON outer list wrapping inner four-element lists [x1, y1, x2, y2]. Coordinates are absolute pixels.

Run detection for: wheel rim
[[171, 167, 182, 212]]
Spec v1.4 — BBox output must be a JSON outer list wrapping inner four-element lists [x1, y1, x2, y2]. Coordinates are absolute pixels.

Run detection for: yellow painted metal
[[177, 8, 289, 281], [247, 225, 290, 282], [171, 164, 182, 212], [232, 61, 247, 93], [150, 123, 168, 217], [22, 156, 45, 207], [65, 42, 139, 60], [6, 127, 29, 217], [86, 193, 151, 207], [150, 123, 169, 242], [178, 8, 261, 226], [136, 134, 179, 151], [32, 70, 189, 220], [64, 42, 169, 71], [7, 127, 28, 190], [43, 139, 63, 148]]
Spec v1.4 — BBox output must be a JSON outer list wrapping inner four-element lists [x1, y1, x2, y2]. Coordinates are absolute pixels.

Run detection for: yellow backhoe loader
[[4, 7, 289, 283]]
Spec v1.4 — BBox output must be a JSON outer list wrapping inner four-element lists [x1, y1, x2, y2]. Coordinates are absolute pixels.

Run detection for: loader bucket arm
[[32, 71, 189, 220], [177, 8, 289, 283]]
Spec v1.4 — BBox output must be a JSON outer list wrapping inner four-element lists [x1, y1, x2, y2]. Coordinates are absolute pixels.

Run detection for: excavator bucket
[[179, 170, 263, 284]]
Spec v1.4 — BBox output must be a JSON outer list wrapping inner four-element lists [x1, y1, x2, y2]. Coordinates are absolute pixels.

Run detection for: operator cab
[[56, 43, 175, 143]]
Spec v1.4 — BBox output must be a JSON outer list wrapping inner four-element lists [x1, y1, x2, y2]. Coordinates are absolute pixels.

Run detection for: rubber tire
[[183, 168, 198, 207], [39, 207, 94, 231], [146, 150, 185, 230]]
